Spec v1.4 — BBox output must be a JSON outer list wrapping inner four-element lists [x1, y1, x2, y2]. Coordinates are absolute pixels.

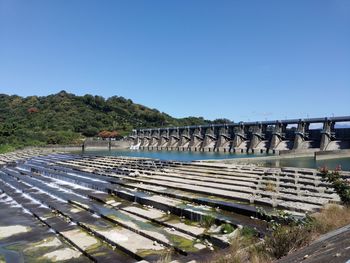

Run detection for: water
[[0, 245, 24, 263], [260, 156, 350, 171], [78, 149, 350, 171], [81, 149, 267, 162]]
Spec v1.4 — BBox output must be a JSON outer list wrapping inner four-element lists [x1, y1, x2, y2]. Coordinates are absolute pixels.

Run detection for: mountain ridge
[[0, 90, 229, 151]]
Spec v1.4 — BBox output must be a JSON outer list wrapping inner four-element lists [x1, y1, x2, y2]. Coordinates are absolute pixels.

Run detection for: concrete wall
[[83, 138, 130, 150]]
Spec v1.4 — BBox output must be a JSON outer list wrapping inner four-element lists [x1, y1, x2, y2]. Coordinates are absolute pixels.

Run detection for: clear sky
[[0, 0, 349, 122]]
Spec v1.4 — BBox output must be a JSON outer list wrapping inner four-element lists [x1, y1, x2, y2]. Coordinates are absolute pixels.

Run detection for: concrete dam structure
[[130, 116, 350, 154], [0, 150, 347, 262]]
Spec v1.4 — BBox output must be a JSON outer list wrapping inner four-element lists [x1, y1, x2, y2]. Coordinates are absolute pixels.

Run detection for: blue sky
[[0, 1, 349, 122]]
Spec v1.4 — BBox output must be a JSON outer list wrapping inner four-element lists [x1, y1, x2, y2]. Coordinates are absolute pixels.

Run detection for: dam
[[129, 116, 350, 154]]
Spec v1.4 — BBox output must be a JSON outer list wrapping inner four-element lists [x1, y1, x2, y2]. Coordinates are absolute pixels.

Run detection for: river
[[79, 149, 350, 171]]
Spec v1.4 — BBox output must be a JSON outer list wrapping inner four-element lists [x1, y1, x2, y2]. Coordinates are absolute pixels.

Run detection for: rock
[[209, 225, 221, 233], [227, 229, 239, 239]]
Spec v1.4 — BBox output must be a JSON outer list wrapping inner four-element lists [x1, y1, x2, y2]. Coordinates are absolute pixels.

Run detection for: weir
[[130, 116, 350, 154]]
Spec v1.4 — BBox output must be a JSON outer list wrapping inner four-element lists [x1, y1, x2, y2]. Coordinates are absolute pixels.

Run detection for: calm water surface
[[261, 157, 350, 171], [80, 149, 350, 171], [81, 149, 267, 161]]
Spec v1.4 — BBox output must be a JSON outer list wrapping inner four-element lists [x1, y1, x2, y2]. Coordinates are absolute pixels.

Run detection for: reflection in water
[[79, 150, 350, 171]]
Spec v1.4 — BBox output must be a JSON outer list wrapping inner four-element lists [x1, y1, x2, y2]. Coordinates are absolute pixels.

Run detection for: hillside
[[0, 91, 213, 151]]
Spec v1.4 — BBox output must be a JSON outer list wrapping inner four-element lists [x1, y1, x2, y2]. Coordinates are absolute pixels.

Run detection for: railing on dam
[[129, 116, 350, 153]]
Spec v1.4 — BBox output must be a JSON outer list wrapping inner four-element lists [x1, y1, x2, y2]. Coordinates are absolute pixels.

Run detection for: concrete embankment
[[0, 151, 347, 262], [315, 149, 350, 160], [195, 152, 315, 164], [1, 153, 247, 262], [83, 138, 130, 151], [196, 149, 350, 167]]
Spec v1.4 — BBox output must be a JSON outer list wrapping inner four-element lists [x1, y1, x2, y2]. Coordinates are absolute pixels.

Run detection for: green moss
[[3, 244, 21, 251], [169, 235, 198, 252], [85, 239, 103, 254], [183, 218, 199, 227], [4, 240, 65, 263], [136, 248, 167, 258]]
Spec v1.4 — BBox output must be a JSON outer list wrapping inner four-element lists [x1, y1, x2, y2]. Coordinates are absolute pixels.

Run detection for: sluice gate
[[130, 116, 350, 153]]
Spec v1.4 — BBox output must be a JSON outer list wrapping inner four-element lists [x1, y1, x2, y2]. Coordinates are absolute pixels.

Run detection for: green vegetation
[[320, 166, 350, 204], [220, 223, 235, 234], [206, 168, 350, 263], [169, 235, 197, 252], [0, 144, 17, 154], [239, 226, 258, 239], [200, 214, 216, 228], [0, 91, 219, 151]]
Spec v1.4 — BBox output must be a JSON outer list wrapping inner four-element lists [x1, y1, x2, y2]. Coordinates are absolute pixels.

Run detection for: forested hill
[[0, 91, 228, 150]]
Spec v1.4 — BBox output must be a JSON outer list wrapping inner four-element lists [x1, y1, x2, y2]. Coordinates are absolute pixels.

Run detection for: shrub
[[264, 224, 312, 259], [221, 223, 235, 234], [201, 214, 216, 228], [320, 166, 350, 205], [240, 226, 258, 239]]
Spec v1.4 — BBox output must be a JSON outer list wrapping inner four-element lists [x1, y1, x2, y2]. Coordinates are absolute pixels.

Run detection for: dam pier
[[129, 116, 350, 154]]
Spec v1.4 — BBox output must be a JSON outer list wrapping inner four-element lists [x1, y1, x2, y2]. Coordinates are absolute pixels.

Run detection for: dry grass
[[312, 204, 350, 234], [264, 225, 312, 259], [156, 248, 173, 263], [206, 229, 272, 263], [264, 181, 277, 192], [206, 205, 350, 263], [206, 238, 244, 263]]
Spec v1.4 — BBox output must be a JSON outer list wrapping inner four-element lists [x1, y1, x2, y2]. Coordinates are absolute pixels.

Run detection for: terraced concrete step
[[115, 172, 337, 205], [23, 162, 267, 229], [124, 181, 321, 213], [1, 171, 175, 262], [0, 179, 133, 263], [59, 160, 316, 214], [4, 168, 203, 258], [57, 157, 338, 203], [65, 158, 337, 201], [51, 157, 330, 213], [0, 191, 91, 263], [44, 179, 208, 239]]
